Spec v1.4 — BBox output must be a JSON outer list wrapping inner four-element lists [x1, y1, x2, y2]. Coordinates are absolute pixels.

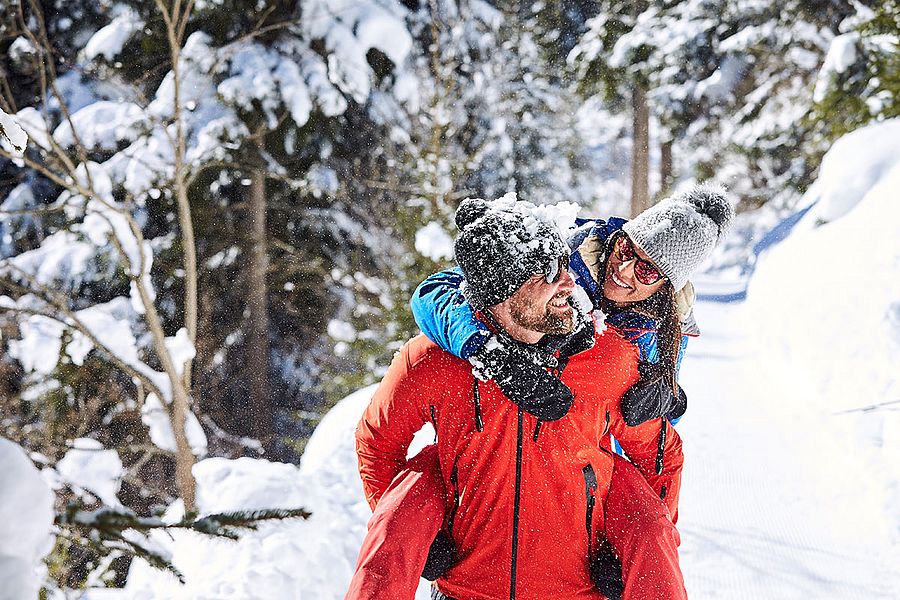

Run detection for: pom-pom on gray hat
[[454, 194, 569, 308], [621, 183, 734, 292]]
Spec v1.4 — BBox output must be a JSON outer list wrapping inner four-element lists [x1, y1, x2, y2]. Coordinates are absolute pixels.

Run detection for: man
[[352, 197, 685, 599]]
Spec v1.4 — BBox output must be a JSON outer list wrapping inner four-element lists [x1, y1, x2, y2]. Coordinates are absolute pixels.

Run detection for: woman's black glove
[[469, 334, 574, 421], [620, 361, 688, 427], [422, 531, 456, 581]]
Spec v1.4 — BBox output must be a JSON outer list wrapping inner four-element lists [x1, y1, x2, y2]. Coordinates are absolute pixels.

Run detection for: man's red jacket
[[355, 326, 683, 600]]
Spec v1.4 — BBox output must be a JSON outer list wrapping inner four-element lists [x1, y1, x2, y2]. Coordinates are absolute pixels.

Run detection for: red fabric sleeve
[[355, 340, 433, 510], [608, 409, 684, 522]]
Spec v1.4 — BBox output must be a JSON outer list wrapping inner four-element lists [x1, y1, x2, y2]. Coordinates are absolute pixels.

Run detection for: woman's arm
[[410, 267, 490, 360], [410, 268, 575, 421]]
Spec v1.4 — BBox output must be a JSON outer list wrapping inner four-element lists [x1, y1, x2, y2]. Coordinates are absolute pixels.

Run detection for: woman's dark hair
[[631, 285, 681, 394], [600, 232, 682, 394]]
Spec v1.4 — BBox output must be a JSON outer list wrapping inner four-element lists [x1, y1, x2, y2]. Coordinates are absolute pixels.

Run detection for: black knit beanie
[[454, 195, 569, 308]]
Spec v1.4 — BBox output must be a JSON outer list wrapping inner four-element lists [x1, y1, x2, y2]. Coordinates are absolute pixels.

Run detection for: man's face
[[502, 263, 576, 339]]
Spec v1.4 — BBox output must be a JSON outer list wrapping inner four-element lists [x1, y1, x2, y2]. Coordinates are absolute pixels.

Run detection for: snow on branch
[[0, 107, 28, 156], [55, 502, 312, 583]]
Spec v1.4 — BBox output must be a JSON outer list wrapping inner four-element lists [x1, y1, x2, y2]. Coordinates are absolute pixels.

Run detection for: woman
[[347, 185, 733, 599]]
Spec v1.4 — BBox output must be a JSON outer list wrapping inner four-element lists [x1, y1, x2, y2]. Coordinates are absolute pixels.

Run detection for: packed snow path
[[676, 300, 900, 599]]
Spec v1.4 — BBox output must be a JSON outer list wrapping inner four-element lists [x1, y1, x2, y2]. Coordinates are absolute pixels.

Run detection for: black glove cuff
[[667, 385, 688, 421]]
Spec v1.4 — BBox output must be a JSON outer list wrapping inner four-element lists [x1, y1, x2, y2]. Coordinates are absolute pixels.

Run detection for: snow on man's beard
[[509, 293, 574, 335]]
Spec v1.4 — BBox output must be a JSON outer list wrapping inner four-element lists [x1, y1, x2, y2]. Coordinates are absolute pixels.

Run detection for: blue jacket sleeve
[[410, 268, 490, 360], [631, 332, 689, 379], [606, 311, 690, 379]]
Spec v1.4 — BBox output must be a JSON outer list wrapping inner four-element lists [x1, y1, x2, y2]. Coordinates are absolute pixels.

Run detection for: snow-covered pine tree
[[568, 0, 656, 215], [570, 0, 869, 214], [812, 0, 899, 142], [657, 0, 859, 210], [1, 0, 425, 590]]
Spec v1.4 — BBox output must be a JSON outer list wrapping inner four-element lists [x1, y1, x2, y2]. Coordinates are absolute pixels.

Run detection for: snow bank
[[118, 388, 373, 600], [0, 438, 55, 600], [801, 119, 900, 223], [113, 384, 434, 599], [745, 118, 900, 547]]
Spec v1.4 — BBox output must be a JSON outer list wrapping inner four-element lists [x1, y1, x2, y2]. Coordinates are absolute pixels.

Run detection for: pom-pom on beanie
[[621, 183, 734, 292], [454, 193, 569, 308]]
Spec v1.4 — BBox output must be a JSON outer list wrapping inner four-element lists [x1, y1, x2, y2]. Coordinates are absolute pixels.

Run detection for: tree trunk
[[630, 82, 650, 217], [660, 138, 673, 198], [246, 136, 273, 451]]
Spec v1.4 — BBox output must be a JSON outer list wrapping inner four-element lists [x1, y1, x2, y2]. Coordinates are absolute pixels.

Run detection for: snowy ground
[[677, 300, 900, 599]]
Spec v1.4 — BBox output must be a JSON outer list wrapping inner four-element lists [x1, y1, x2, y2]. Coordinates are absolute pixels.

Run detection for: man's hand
[[590, 539, 623, 600], [469, 335, 574, 421], [422, 531, 456, 581], [620, 362, 688, 427]]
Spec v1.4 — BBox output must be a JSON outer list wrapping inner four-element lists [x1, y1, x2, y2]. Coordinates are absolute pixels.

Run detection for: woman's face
[[602, 235, 666, 306]]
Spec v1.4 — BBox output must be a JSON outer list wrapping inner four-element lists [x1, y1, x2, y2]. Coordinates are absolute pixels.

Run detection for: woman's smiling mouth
[[610, 271, 633, 290]]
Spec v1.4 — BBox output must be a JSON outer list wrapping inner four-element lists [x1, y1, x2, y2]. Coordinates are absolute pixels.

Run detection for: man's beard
[[508, 294, 574, 335]]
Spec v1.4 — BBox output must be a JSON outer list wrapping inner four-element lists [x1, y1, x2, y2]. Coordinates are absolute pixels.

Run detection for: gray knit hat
[[454, 195, 569, 308], [621, 183, 734, 292]]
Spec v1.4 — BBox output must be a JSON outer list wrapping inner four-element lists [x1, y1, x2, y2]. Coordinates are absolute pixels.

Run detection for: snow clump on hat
[[454, 192, 571, 308]]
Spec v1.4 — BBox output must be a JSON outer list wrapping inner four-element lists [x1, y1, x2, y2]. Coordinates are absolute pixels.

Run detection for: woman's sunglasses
[[613, 235, 665, 285], [543, 255, 569, 284]]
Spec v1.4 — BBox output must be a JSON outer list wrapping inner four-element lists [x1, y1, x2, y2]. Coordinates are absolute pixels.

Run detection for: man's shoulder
[[380, 335, 473, 407], [397, 334, 471, 373]]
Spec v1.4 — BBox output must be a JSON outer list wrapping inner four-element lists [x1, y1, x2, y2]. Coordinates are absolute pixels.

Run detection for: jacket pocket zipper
[[472, 379, 484, 432], [583, 464, 598, 557]]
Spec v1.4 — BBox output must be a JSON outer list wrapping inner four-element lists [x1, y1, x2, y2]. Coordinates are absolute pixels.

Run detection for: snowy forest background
[[0, 0, 898, 597]]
